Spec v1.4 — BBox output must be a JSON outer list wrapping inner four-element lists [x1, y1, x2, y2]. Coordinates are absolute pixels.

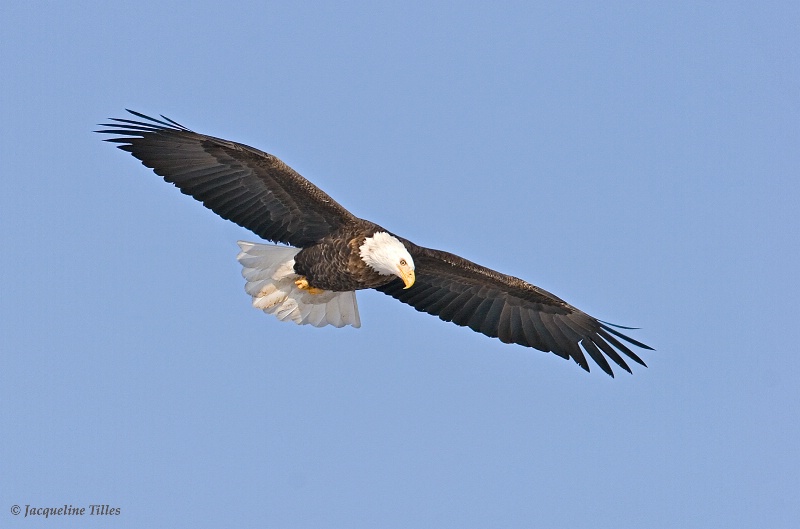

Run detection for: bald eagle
[[98, 110, 652, 376]]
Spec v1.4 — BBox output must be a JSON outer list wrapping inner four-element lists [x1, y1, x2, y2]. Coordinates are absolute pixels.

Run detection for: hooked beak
[[400, 268, 415, 289]]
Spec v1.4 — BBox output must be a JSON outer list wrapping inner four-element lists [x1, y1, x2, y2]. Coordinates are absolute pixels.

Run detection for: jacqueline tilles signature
[[13, 504, 120, 518]]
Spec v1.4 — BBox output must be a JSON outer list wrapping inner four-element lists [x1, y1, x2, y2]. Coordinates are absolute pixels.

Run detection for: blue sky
[[2, 1, 798, 528]]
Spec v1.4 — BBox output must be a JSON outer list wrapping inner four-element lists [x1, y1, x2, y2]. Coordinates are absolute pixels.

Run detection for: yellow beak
[[400, 268, 416, 289]]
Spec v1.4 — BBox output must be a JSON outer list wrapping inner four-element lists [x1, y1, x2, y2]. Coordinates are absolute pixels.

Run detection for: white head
[[359, 231, 416, 289]]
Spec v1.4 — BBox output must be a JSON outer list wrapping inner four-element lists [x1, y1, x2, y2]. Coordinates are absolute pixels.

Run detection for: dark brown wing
[[97, 110, 356, 247], [377, 240, 653, 376]]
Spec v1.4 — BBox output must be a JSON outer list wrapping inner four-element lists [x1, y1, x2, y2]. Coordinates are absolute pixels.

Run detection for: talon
[[295, 276, 325, 295]]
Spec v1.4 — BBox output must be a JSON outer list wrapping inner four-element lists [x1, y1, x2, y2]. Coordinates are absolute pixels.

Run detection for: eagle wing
[[378, 241, 652, 376], [97, 110, 356, 247]]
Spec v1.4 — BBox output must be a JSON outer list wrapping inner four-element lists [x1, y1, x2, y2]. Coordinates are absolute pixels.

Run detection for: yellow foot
[[294, 276, 325, 295]]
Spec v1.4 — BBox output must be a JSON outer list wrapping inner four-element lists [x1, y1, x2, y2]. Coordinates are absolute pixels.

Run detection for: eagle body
[[293, 222, 397, 292], [98, 111, 653, 377]]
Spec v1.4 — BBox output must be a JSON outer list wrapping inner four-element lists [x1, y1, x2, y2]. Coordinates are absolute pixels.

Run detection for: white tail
[[236, 241, 361, 328]]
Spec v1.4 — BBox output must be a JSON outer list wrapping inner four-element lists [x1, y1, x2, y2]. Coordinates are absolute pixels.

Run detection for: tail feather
[[236, 241, 361, 328]]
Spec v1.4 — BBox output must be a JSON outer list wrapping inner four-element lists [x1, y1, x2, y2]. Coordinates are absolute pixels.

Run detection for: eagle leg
[[294, 276, 325, 295]]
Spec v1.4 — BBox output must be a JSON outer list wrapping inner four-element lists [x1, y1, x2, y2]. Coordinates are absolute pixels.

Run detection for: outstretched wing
[[97, 110, 356, 247], [378, 241, 653, 377]]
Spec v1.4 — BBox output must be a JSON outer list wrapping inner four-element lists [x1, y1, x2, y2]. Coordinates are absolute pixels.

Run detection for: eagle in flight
[[98, 110, 652, 376]]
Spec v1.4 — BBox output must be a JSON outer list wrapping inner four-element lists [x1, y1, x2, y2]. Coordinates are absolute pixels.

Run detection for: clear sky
[[2, 1, 798, 528]]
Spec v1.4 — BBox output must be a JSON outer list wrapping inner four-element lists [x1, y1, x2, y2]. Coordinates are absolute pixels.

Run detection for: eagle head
[[359, 231, 416, 289]]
